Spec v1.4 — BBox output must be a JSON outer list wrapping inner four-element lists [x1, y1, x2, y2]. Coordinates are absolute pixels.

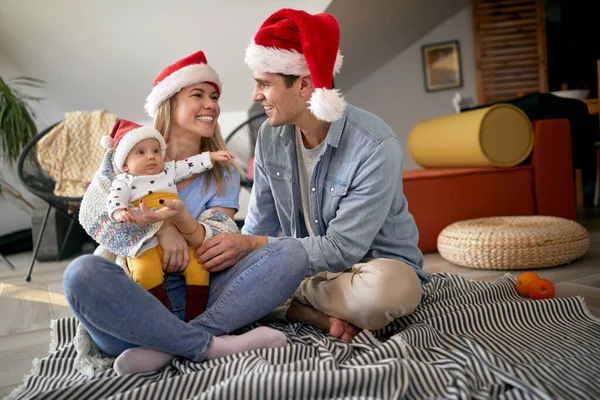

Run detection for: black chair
[[0, 254, 15, 270], [17, 121, 83, 281], [225, 113, 267, 189]]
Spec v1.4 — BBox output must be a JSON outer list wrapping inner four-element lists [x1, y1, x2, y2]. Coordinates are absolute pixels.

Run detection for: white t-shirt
[[295, 126, 325, 236]]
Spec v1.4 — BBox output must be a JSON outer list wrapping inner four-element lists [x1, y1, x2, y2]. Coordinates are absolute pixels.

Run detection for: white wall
[[0, 49, 64, 236], [343, 6, 477, 170]]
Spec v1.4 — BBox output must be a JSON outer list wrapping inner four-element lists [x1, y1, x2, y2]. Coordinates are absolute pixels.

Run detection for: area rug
[[8, 273, 600, 399]]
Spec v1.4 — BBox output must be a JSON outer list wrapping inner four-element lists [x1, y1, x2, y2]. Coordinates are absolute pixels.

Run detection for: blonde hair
[[153, 98, 240, 196]]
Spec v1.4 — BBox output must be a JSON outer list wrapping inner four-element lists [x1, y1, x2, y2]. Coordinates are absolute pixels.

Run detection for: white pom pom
[[308, 88, 347, 122], [100, 135, 113, 149]]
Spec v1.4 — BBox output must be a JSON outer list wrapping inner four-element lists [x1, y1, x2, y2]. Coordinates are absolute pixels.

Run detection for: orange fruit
[[529, 279, 555, 300], [515, 272, 540, 297]]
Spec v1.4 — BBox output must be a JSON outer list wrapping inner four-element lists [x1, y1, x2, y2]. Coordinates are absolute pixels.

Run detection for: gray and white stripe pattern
[[9, 274, 600, 399]]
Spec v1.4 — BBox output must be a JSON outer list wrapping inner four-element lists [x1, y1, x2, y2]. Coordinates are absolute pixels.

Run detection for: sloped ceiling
[[0, 0, 332, 121], [327, 0, 470, 91]]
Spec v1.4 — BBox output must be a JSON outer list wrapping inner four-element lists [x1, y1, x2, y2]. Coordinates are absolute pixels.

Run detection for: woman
[[64, 50, 308, 375]]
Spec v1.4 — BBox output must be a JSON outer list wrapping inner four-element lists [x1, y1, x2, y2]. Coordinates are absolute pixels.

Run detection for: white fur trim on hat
[[308, 88, 347, 122], [100, 135, 114, 150], [114, 126, 167, 173], [144, 64, 222, 118], [245, 40, 343, 76]]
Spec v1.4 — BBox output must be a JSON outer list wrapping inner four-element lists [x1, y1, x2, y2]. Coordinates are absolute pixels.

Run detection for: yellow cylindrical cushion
[[408, 104, 534, 168]]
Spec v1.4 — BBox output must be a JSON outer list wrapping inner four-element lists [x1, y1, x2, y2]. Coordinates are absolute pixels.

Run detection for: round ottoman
[[437, 216, 589, 270]]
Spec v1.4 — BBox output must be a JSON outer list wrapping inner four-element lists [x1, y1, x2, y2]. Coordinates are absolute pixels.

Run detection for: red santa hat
[[100, 119, 167, 173], [145, 50, 222, 118], [245, 8, 346, 122]]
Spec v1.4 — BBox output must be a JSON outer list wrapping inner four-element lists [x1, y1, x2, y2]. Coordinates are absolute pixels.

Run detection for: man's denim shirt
[[242, 105, 429, 281]]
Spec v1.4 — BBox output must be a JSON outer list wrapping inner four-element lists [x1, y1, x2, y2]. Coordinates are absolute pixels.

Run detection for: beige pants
[[270, 258, 423, 331]]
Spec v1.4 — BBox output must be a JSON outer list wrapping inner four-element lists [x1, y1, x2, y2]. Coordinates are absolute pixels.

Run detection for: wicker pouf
[[437, 216, 589, 270]]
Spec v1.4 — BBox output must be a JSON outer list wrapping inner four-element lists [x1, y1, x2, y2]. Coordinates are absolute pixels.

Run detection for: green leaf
[[0, 76, 42, 166], [10, 76, 46, 86]]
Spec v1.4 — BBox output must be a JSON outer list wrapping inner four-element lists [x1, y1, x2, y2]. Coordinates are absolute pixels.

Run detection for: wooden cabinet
[[472, 0, 549, 104]]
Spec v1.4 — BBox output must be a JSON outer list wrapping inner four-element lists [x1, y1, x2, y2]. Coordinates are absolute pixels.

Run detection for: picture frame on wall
[[422, 40, 463, 92]]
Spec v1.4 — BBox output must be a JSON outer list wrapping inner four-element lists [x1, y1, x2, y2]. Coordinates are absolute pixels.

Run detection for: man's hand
[[195, 233, 267, 272]]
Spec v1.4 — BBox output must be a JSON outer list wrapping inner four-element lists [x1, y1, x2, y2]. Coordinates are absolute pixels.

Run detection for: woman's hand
[[155, 222, 189, 272], [121, 198, 186, 225]]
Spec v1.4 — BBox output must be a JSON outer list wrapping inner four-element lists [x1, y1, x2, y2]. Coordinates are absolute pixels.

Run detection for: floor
[[0, 213, 599, 398]]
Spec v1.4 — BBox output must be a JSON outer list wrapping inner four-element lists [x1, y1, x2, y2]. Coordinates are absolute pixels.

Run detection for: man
[[197, 8, 428, 342]]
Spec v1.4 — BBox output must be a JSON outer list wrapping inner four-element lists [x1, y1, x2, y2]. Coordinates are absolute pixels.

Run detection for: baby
[[102, 119, 232, 321]]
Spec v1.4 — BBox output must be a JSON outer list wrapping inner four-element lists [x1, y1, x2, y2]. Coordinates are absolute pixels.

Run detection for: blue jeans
[[63, 239, 308, 362]]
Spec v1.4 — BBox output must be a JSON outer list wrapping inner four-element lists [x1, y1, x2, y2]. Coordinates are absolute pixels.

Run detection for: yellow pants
[[127, 245, 209, 289], [127, 192, 209, 289]]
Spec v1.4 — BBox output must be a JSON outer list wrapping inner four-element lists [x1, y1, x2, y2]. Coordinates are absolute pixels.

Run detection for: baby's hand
[[209, 150, 235, 162], [113, 209, 133, 223]]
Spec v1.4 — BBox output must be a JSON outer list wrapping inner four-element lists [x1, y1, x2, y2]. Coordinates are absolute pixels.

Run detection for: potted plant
[[0, 76, 46, 266], [0, 76, 44, 164], [0, 76, 44, 206]]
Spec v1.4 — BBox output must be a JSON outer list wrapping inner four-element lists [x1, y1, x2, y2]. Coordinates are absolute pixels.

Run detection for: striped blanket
[[9, 274, 600, 400]]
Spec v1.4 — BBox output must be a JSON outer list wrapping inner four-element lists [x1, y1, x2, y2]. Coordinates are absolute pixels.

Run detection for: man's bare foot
[[286, 300, 361, 342], [328, 316, 361, 342]]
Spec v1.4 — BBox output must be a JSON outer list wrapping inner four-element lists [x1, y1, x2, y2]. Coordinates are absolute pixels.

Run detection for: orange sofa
[[403, 118, 576, 254]]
